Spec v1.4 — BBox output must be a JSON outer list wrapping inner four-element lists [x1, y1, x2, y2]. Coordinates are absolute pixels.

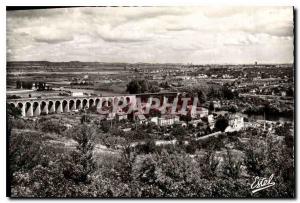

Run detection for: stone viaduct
[[7, 95, 136, 117]]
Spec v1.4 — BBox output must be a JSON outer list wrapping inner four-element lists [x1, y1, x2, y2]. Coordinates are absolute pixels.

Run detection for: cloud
[[166, 26, 197, 32], [34, 35, 74, 44], [99, 35, 150, 43], [30, 26, 75, 44], [122, 7, 191, 21], [256, 24, 293, 37]]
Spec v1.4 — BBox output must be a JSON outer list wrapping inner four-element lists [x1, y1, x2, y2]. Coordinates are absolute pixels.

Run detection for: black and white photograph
[[6, 5, 295, 198]]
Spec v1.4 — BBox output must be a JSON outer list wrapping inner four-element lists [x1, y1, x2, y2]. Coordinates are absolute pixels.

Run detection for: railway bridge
[[7, 95, 136, 117]]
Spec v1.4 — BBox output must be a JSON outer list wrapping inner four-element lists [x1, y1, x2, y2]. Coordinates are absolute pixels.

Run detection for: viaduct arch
[[7, 95, 136, 117]]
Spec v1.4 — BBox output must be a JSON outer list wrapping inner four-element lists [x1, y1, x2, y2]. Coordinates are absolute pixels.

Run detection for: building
[[225, 114, 245, 132], [208, 114, 215, 129], [107, 113, 115, 120], [116, 113, 128, 121], [175, 75, 191, 80], [158, 115, 180, 126], [71, 92, 84, 97], [222, 74, 233, 79], [122, 128, 131, 132], [189, 107, 209, 118], [175, 120, 187, 127], [196, 74, 208, 79], [189, 119, 203, 127], [135, 114, 147, 124], [150, 117, 158, 125], [211, 101, 221, 110]]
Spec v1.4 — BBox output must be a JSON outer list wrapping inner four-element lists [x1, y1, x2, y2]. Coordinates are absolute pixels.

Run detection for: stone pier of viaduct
[[7, 95, 137, 117]]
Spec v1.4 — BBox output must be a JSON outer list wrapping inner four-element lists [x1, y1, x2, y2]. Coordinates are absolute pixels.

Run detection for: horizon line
[[6, 60, 294, 66]]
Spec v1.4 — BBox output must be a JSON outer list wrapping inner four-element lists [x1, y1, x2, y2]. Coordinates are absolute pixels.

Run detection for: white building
[[222, 74, 233, 79], [196, 74, 208, 79], [212, 101, 221, 109], [107, 113, 116, 120], [135, 114, 148, 124], [175, 75, 191, 80], [150, 117, 159, 125], [157, 115, 180, 126], [225, 114, 245, 132], [71, 92, 84, 97], [189, 119, 202, 127], [208, 114, 215, 129], [116, 113, 127, 121], [190, 107, 209, 118]]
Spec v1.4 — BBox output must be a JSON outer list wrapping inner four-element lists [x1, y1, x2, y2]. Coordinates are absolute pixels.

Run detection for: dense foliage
[[8, 115, 294, 198], [126, 79, 160, 94]]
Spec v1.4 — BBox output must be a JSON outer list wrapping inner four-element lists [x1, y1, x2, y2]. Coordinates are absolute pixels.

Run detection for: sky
[[6, 6, 294, 64]]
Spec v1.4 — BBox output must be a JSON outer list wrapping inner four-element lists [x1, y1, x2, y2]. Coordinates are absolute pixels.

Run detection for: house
[[122, 128, 131, 132], [189, 119, 203, 127], [116, 113, 127, 121], [175, 75, 191, 80], [196, 74, 208, 79], [71, 92, 84, 97], [225, 114, 244, 132], [212, 101, 221, 109], [189, 107, 209, 118], [208, 114, 215, 129], [281, 91, 287, 97], [222, 74, 233, 79], [175, 120, 187, 127], [150, 117, 159, 125], [107, 113, 115, 120], [213, 111, 229, 117], [135, 114, 148, 124], [64, 124, 73, 129]]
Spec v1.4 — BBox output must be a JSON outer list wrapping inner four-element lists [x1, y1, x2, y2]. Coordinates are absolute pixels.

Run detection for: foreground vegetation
[[7, 105, 294, 198]]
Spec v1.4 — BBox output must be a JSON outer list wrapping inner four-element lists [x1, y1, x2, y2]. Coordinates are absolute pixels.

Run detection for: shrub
[[39, 119, 67, 135]]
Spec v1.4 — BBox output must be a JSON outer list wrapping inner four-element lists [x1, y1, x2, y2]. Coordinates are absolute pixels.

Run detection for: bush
[[39, 119, 67, 135], [101, 136, 127, 149], [12, 119, 26, 129]]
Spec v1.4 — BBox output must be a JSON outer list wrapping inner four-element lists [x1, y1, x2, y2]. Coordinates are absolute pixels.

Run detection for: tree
[[81, 114, 91, 123], [171, 125, 186, 143], [37, 82, 46, 91], [197, 89, 207, 104], [126, 79, 148, 94], [214, 116, 229, 132], [16, 80, 22, 89], [149, 108, 161, 117], [7, 103, 21, 119], [100, 120, 111, 133], [209, 101, 214, 112], [149, 85, 160, 93], [39, 119, 67, 135], [222, 86, 235, 100], [222, 148, 241, 179], [126, 80, 141, 94], [63, 124, 96, 183], [197, 150, 219, 179], [7, 95, 21, 99], [22, 81, 33, 89], [227, 104, 238, 113], [286, 87, 294, 97]]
